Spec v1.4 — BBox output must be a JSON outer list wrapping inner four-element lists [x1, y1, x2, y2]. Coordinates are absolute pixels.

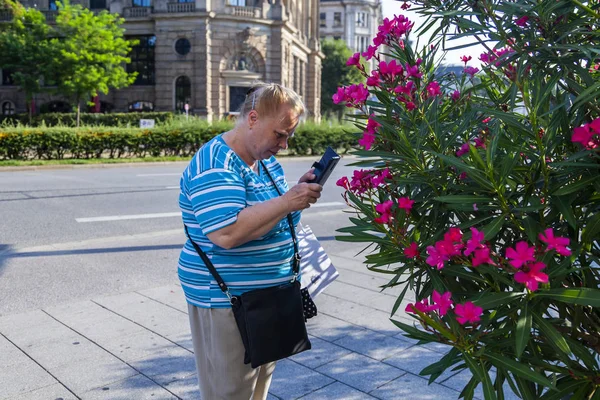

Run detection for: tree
[[320, 39, 364, 120], [50, 1, 137, 126], [0, 0, 55, 120]]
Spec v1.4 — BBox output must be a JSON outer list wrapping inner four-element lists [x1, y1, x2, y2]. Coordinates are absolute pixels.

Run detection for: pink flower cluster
[[422, 226, 570, 292], [456, 135, 486, 157], [374, 197, 415, 224], [572, 118, 600, 150], [332, 83, 369, 108], [406, 290, 483, 325], [373, 14, 414, 48], [336, 168, 391, 194], [358, 116, 382, 150]]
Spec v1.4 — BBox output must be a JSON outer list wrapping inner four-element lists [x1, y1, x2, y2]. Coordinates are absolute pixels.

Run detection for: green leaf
[[515, 302, 531, 358], [540, 377, 581, 400], [485, 352, 554, 388], [434, 195, 495, 204], [552, 196, 577, 230], [552, 175, 597, 196], [481, 365, 498, 400], [462, 353, 485, 383], [472, 292, 524, 310], [533, 288, 600, 307], [532, 313, 571, 356], [390, 284, 410, 317], [483, 214, 506, 240], [390, 319, 438, 342], [582, 212, 600, 245], [522, 217, 541, 243]]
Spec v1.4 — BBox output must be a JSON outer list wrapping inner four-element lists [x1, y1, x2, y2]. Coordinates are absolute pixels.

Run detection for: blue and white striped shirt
[[178, 134, 301, 308]]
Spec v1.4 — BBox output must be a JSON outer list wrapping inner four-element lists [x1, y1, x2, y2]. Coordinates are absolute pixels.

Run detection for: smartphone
[[308, 147, 341, 185]]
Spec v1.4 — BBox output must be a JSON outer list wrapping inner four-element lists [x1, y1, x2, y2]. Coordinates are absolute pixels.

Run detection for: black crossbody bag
[[184, 161, 311, 368]]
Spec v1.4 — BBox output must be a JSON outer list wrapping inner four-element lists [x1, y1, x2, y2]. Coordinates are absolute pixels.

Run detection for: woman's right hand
[[283, 183, 323, 211]]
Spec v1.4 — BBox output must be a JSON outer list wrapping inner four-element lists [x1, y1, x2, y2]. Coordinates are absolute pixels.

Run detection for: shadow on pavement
[[5, 244, 183, 258], [0, 244, 12, 279]]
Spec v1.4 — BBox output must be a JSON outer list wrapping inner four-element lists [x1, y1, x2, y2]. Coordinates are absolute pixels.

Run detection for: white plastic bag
[[297, 224, 339, 298]]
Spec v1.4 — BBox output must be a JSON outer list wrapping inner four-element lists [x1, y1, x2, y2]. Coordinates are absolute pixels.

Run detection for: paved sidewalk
[[0, 245, 509, 400]]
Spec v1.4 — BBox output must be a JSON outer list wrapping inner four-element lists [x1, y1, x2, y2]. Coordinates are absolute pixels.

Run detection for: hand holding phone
[[308, 147, 341, 186]]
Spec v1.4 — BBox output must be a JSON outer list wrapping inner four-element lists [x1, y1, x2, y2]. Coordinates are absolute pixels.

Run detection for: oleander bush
[[334, 0, 600, 398]]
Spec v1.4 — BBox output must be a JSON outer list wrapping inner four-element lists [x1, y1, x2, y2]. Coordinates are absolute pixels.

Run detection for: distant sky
[[380, 0, 486, 66]]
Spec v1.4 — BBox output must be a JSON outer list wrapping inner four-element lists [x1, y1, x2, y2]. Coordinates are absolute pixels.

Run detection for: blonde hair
[[236, 82, 307, 125]]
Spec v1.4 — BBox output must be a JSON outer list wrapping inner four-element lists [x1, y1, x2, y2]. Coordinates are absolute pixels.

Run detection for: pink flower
[[332, 87, 346, 104], [374, 200, 394, 224], [506, 241, 536, 268], [464, 227, 485, 256], [394, 81, 415, 96], [451, 90, 460, 102], [459, 172, 468, 180], [460, 55, 472, 64], [515, 16, 529, 27], [455, 301, 483, 325], [398, 197, 415, 212], [371, 168, 391, 186], [426, 243, 451, 270], [358, 130, 376, 150], [366, 71, 381, 87], [572, 119, 600, 149], [456, 143, 470, 157], [404, 242, 419, 258], [514, 262, 549, 291], [464, 66, 479, 77], [379, 59, 404, 79], [346, 52, 361, 66], [432, 290, 453, 316], [426, 81, 442, 97], [482, 117, 492, 124], [401, 1, 410, 10], [472, 247, 493, 267], [474, 136, 486, 149], [405, 101, 416, 111], [362, 45, 378, 61], [444, 227, 463, 243], [539, 228, 571, 256], [336, 176, 349, 189], [405, 63, 423, 79], [405, 298, 437, 314]]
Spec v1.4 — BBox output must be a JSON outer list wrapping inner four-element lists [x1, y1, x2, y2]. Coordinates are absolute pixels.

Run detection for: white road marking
[[137, 173, 181, 177], [76, 202, 346, 223], [166, 186, 179, 189]]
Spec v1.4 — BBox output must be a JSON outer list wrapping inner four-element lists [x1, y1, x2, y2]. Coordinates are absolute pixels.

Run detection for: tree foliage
[[0, 0, 55, 119], [49, 1, 137, 126], [320, 39, 365, 120]]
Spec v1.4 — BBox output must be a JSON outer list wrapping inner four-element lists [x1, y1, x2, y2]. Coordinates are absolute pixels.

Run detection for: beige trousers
[[187, 303, 276, 400]]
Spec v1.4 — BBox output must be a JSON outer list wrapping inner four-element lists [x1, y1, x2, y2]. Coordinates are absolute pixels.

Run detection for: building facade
[[319, 0, 381, 70], [0, 0, 324, 120]]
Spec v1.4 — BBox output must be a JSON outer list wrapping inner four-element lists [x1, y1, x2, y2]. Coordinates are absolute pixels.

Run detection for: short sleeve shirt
[[177, 134, 301, 308]]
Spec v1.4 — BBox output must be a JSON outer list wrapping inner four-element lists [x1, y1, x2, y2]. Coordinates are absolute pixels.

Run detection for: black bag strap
[[183, 161, 300, 300], [259, 160, 301, 275]]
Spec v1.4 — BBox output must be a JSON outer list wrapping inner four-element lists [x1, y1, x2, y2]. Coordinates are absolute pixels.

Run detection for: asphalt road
[[0, 156, 364, 315]]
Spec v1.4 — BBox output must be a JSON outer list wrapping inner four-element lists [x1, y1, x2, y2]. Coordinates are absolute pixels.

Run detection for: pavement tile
[[315, 352, 405, 393], [306, 313, 362, 342], [129, 347, 197, 386], [0, 361, 57, 399], [137, 285, 188, 313], [162, 374, 201, 400], [0, 309, 78, 348], [102, 331, 189, 363], [381, 345, 458, 381], [324, 281, 399, 314], [24, 336, 114, 370], [333, 329, 413, 361], [81, 374, 178, 400], [11, 383, 77, 400], [317, 294, 398, 336], [0, 334, 29, 369], [298, 382, 378, 399], [94, 292, 190, 338], [290, 335, 352, 369], [51, 358, 138, 394], [333, 266, 411, 300], [270, 359, 334, 400], [369, 373, 461, 400]]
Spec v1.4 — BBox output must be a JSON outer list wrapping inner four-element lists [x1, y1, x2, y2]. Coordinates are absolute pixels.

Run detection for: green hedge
[[0, 120, 358, 160], [0, 112, 174, 127]]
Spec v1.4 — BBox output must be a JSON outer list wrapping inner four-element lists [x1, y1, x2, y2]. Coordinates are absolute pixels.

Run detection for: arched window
[[175, 76, 191, 112], [175, 38, 191, 56], [1, 101, 15, 115], [128, 101, 154, 112]]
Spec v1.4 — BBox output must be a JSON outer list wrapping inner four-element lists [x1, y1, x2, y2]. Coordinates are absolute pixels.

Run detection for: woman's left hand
[[298, 168, 316, 184]]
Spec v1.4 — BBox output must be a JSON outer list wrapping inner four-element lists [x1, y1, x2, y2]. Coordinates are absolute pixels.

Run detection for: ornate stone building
[[319, 0, 381, 71], [0, 0, 324, 120]]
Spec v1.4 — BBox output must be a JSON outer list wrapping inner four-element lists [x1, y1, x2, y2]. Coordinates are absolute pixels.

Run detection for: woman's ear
[[248, 110, 258, 129]]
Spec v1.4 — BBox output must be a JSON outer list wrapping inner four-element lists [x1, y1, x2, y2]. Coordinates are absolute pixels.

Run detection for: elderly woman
[[178, 82, 322, 399]]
